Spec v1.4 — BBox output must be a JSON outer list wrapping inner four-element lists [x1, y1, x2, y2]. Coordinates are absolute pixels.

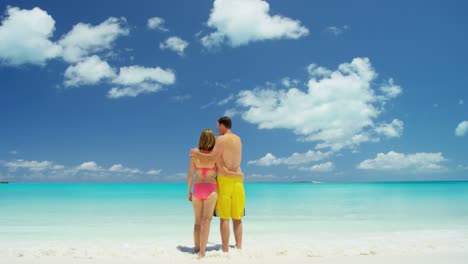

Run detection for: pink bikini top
[[195, 149, 216, 178]]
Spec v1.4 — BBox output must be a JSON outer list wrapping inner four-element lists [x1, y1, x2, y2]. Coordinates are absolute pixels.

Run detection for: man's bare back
[[217, 132, 243, 177]]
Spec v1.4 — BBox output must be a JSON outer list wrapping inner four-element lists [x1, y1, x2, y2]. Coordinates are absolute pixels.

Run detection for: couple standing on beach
[[187, 116, 245, 258]]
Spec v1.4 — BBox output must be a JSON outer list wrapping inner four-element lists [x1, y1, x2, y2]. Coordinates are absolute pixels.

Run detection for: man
[[190, 116, 245, 252]]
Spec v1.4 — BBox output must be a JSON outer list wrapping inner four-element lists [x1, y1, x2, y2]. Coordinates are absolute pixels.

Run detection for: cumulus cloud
[[455, 121, 468, 137], [235, 57, 402, 151], [1, 159, 163, 182], [379, 78, 402, 100], [357, 151, 446, 171], [64, 55, 116, 87], [374, 119, 404, 138], [0, 6, 62, 66], [201, 0, 309, 48], [298, 162, 334, 172], [159, 36, 189, 56], [248, 150, 331, 166], [77, 161, 102, 171], [4, 159, 64, 171], [281, 77, 300, 88], [223, 108, 238, 117], [147, 17, 168, 31], [306, 64, 332, 78], [108, 65, 176, 98], [59, 17, 129, 63], [109, 164, 142, 174]]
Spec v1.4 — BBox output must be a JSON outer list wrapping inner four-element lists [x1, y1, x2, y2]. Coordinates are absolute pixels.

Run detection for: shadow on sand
[[177, 243, 236, 254]]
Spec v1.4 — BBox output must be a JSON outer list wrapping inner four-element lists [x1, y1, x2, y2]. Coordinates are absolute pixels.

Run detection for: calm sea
[[1, 182, 468, 241]]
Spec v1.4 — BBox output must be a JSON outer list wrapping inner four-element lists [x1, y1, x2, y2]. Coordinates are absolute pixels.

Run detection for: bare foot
[[194, 247, 200, 254], [197, 252, 205, 259]]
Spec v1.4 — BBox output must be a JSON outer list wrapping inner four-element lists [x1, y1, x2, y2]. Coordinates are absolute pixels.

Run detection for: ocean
[[1, 182, 468, 259]]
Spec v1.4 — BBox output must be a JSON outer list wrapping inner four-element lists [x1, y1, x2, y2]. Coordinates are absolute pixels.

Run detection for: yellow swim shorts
[[216, 175, 245, 220]]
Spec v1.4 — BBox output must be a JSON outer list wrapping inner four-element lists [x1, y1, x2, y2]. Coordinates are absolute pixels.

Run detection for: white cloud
[[59, 17, 129, 63], [109, 164, 141, 174], [108, 65, 176, 98], [146, 169, 162, 175], [64, 55, 116, 87], [248, 150, 331, 166], [374, 119, 404, 138], [306, 64, 332, 78], [248, 173, 275, 179], [4, 159, 64, 171], [0, 6, 62, 66], [107, 85, 162, 98], [224, 108, 238, 117], [325, 25, 349, 36], [1, 158, 163, 182], [159, 36, 189, 56], [201, 100, 217, 109], [112, 66, 175, 86], [77, 161, 102, 171], [379, 78, 402, 100], [455, 121, 468, 137], [281, 77, 300, 88], [201, 0, 309, 48], [459, 99, 464, 105], [298, 162, 334, 172], [235, 57, 402, 151], [147, 17, 168, 31], [357, 151, 446, 171], [218, 94, 235, 106]]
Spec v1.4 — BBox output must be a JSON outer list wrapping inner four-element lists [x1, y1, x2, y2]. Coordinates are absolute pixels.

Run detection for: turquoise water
[[1, 182, 468, 241]]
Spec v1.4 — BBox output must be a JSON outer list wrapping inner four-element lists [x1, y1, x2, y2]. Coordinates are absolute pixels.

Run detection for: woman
[[187, 129, 218, 258]]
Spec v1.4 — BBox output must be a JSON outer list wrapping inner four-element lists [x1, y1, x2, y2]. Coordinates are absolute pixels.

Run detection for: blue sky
[[0, 0, 467, 182]]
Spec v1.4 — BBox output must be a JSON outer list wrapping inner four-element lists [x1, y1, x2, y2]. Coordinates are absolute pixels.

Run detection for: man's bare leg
[[220, 218, 230, 252], [233, 219, 242, 249]]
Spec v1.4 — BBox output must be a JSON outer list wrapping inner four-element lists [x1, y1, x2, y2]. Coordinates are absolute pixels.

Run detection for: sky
[[0, 0, 467, 183]]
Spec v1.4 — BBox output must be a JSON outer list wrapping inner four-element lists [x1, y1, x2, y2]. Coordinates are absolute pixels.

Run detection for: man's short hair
[[218, 116, 232, 129]]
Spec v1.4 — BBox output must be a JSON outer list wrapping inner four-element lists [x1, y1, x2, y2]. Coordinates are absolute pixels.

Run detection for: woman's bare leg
[[192, 196, 203, 253], [198, 192, 218, 258]]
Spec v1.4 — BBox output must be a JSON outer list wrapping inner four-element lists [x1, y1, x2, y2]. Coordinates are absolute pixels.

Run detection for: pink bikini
[[193, 154, 218, 200]]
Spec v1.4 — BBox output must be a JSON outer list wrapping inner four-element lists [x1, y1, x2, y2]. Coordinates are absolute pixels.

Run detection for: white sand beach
[[1, 231, 468, 264], [1, 245, 467, 264]]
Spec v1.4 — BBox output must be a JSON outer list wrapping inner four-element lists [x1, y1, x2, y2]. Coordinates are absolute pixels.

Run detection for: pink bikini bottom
[[193, 183, 218, 200]]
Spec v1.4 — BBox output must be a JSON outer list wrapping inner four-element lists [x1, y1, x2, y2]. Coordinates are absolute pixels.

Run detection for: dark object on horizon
[[0, 181, 8, 184]]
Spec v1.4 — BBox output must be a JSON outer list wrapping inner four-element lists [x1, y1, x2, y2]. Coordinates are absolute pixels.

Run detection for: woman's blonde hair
[[198, 129, 216, 151]]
